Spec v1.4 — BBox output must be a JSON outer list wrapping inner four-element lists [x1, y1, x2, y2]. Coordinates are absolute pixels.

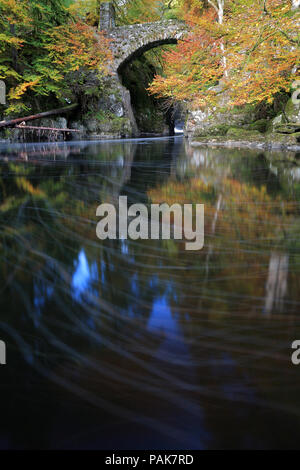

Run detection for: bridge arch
[[99, 4, 187, 75], [117, 37, 178, 74], [98, 3, 188, 136], [105, 21, 188, 75]]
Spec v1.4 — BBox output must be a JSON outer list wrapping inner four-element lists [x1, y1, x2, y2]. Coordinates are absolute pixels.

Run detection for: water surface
[[0, 137, 300, 449]]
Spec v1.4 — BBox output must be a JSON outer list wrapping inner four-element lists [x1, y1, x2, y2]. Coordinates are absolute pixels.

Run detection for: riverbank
[[190, 135, 300, 152], [185, 94, 300, 153], [1, 132, 299, 151]]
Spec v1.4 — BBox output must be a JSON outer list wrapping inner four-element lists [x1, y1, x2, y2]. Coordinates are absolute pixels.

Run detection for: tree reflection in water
[[0, 138, 300, 449]]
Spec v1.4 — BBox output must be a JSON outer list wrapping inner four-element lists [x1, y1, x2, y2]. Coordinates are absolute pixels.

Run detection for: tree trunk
[[0, 103, 78, 129], [9, 24, 18, 73], [208, 0, 228, 77]]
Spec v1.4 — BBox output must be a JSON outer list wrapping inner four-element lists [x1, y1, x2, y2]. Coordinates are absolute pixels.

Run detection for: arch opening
[[117, 38, 178, 76], [118, 40, 184, 137]]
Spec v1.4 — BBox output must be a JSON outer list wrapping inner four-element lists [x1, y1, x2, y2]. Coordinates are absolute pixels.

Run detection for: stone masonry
[[99, 3, 188, 74]]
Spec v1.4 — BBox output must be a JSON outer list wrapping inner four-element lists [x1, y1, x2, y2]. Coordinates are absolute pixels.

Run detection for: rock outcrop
[[186, 94, 300, 151]]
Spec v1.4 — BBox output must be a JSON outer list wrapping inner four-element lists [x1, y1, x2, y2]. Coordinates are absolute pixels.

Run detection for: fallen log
[[0, 103, 78, 129], [15, 125, 81, 133]]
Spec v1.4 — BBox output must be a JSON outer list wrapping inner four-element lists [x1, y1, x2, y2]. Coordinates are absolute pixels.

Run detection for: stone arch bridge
[[100, 2, 188, 74], [78, 3, 188, 138]]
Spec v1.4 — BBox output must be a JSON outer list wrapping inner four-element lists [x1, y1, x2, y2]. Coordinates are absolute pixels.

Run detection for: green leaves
[[0, 0, 111, 115]]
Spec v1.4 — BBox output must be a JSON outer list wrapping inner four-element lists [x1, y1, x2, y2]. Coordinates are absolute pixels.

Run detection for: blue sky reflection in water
[[0, 137, 300, 449]]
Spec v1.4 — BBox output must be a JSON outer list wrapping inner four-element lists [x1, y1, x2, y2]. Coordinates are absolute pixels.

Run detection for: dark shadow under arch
[[117, 38, 178, 75]]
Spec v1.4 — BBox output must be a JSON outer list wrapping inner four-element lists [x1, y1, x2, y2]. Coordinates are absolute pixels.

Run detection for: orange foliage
[[149, 0, 300, 108], [45, 22, 112, 74]]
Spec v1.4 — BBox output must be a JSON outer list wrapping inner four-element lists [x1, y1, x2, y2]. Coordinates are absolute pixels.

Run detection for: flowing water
[[0, 136, 300, 449]]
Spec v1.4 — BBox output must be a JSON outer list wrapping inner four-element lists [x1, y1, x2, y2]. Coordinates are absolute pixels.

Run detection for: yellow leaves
[[0, 1, 113, 112], [7, 164, 44, 197], [8, 80, 40, 100], [119, 0, 162, 25], [0, 33, 24, 48], [45, 22, 112, 74], [0, 0, 32, 27], [148, 178, 214, 205], [150, 0, 299, 108], [15, 177, 44, 197]]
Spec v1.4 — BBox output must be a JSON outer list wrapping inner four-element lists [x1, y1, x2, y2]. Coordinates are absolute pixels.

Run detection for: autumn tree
[[149, 0, 300, 109], [0, 0, 112, 115]]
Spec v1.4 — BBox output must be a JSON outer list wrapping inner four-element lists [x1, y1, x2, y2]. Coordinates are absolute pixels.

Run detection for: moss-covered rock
[[266, 132, 300, 146], [185, 102, 257, 139], [191, 128, 300, 150], [270, 98, 300, 133], [285, 98, 300, 123], [68, 74, 138, 139], [246, 119, 269, 133], [79, 110, 132, 139], [185, 87, 291, 141], [226, 127, 264, 141], [193, 124, 231, 137]]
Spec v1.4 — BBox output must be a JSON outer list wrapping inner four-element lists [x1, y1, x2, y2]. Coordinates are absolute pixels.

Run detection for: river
[[0, 136, 300, 449]]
